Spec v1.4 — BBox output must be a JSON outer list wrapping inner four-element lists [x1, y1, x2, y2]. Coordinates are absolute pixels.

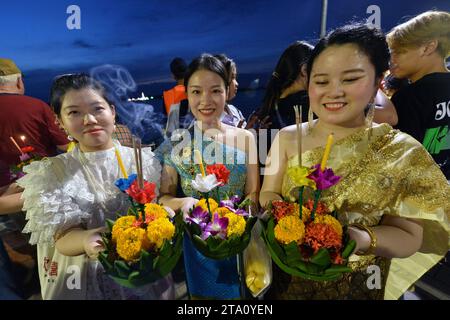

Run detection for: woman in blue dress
[[158, 54, 259, 299]]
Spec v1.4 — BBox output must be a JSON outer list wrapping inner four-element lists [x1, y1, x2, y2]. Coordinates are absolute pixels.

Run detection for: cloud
[[72, 39, 96, 49]]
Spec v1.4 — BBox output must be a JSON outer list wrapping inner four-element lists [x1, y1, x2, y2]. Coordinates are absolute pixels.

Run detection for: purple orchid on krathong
[[307, 164, 341, 220], [308, 164, 341, 190], [201, 213, 228, 240], [186, 206, 210, 229]]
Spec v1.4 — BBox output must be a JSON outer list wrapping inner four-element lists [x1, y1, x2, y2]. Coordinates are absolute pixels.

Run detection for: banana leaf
[[261, 217, 354, 281], [186, 216, 257, 260], [98, 213, 184, 288]]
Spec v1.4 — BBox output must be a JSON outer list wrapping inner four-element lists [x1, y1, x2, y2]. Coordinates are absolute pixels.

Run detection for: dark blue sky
[[2, 0, 449, 101]]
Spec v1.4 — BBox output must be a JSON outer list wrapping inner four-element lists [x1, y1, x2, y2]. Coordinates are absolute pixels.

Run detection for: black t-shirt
[[392, 72, 450, 179]]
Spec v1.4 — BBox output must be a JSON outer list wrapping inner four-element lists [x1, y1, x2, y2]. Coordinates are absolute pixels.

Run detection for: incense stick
[[293, 105, 302, 166]]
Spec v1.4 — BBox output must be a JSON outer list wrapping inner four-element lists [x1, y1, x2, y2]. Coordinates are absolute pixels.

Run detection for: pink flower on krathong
[[307, 164, 341, 190], [19, 153, 31, 162], [202, 213, 228, 240], [186, 206, 210, 229]]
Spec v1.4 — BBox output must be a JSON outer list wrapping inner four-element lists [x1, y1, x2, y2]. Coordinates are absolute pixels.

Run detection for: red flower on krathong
[[307, 164, 341, 190], [304, 223, 342, 253], [206, 164, 230, 186], [125, 180, 156, 204], [304, 199, 329, 216], [271, 200, 297, 222], [21, 146, 34, 154]]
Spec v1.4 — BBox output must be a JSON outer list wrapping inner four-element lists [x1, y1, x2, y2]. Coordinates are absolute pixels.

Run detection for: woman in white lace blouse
[[17, 74, 174, 300]]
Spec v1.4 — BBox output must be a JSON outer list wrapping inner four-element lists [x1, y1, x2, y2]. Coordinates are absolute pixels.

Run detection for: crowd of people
[[0, 10, 449, 300]]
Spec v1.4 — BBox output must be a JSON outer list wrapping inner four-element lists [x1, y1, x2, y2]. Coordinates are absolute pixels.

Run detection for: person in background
[[0, 58, 68, 188], [0, 58, 69, 299], [214, 54, 247, 128], [255, 41, 313, 130], [163, 57, 188, 116], [382, 73, 409, 98], [387, 10, 450, 180]]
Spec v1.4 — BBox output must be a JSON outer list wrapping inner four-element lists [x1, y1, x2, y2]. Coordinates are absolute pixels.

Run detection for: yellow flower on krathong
[[298, 205, 311, 223], [287, 166, 316, 189], [146, 218, 175, 249], [196, 198, 219, 213], [214, 207, 233, 218], [116, 227, 150, 262], [112, 216, 136, 243], [274, 216, 305, 245], [225, 212, 246, 237], [314, 215, 343, 238], [144, 203, 168, 222]]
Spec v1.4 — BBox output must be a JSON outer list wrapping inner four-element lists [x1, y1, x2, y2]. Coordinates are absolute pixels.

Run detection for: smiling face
[[187, 69, 227, 125], [308, 43, 379, 128], [59, 88, 116, 152]]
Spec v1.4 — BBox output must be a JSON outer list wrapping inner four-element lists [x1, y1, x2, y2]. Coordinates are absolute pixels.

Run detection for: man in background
[[162, 57, 187, 116], [0, 58, 69, 187]]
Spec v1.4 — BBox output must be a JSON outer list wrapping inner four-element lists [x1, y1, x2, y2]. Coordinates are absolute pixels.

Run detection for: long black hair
[[184, 54, 229, 91], [258, 41, 313, 118]]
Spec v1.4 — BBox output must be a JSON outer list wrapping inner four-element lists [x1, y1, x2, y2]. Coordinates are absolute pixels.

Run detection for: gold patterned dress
[[266, 124, 450, 300]]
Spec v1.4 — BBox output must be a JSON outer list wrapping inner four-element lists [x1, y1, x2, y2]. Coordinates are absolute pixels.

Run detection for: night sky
[[2, 0, 449, 102]]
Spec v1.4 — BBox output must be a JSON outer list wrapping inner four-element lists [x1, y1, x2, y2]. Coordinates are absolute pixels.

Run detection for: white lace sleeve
[[17, 158, 90, 245], [141, 147, 162, 198]]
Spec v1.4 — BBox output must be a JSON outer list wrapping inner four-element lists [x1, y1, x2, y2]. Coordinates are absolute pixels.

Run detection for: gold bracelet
[[349, 223, 377, 256]]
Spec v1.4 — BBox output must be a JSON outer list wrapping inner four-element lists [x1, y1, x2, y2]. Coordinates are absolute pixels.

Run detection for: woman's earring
[[67, 135, 74, 141], [308, 107, 314, 133]]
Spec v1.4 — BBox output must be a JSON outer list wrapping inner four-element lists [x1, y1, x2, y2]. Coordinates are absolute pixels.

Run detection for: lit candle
[[10, 136, 23, 155], [293, 105, 302, 166], [320, 133, 334, 171], [114, 148, 128, 179], [20, 135, 26, 143], [194, 149, 206, 177]]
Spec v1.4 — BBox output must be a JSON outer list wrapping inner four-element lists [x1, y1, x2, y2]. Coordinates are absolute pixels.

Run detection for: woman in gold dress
[[260, 24, 450, 300]]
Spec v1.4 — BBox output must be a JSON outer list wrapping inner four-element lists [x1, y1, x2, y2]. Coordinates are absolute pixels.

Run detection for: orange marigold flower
[[144, 203, 168, 223], [304, 223, 342, 253], [313, 214, 343, 237], [304, 199, 329, 216], [112, 216, 136, 243], [274, 216, 305, 245], [271, 200, 297, 221], [271, 200, 311, 223], [116, 227, 151, 262]]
